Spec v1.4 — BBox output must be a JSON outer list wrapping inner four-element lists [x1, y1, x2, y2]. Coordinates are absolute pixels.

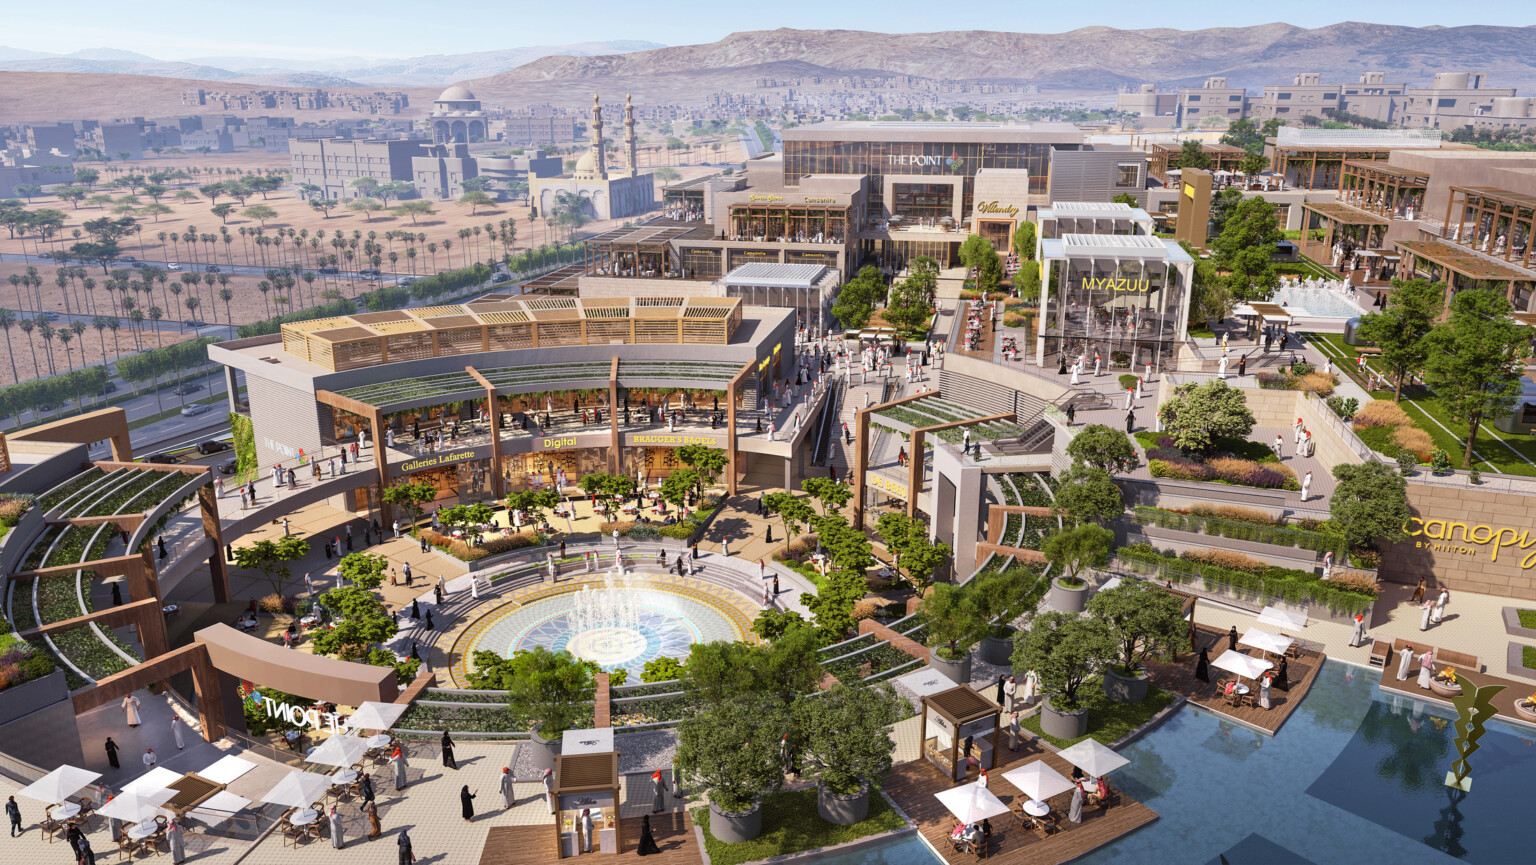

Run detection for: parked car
[[397, 276, 416, 286], [99, 382, 118, 395], [166, 262, 182, 271], [219, 457, 237, 475], [131, 261, 144, 268], [39, 311, 60, 321], [197, 439, 231, 455], [144, 452, 181, 465], [175, 383, 203, 395], [180, 404, 211, 417], [118, 255, 136, 262], [183, 319, 207, 329], [319, 266, 339, 274]]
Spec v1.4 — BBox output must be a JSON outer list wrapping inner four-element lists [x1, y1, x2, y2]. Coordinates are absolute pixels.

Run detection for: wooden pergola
[[1146, 142, 1244, 185], [1441, 186, 1536, 272], [1297, 202, 1389, 264], [552, 751, 621, 858], [919, 685, 1001, 782], [1339, 160, 1429, 219], [1394, 238, 1536, 315], [1269, 145, 1393, 190]]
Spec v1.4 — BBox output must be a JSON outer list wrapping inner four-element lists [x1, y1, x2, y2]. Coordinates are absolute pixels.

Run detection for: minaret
[[589, 92, 607, 180], [625, 93, 639, 176]]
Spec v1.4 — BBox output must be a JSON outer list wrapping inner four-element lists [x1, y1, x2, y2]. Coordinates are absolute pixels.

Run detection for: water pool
[[1270, 286, 1365, 319], [1073, 660, 1536, 864]]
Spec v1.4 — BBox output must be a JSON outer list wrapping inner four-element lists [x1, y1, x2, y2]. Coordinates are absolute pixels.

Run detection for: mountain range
[[0, 40, 665, 87]]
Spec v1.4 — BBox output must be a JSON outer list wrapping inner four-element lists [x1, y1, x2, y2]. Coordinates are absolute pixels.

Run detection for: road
[[0, 251, 411, 283]]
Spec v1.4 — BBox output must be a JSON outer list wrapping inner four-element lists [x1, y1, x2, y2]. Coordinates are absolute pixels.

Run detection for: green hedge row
[[1115, 544, 1374, 616], [1131, 506, 1345, 556]]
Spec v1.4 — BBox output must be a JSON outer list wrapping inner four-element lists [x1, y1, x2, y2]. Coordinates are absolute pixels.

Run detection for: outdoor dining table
[[127, 820, 158, 841], [330, 769, 358, 786], [364, 735, 392, 750], [1020, 800, 1050, 818], [288, 809, 318, 827], [49, 803, 81, 821]]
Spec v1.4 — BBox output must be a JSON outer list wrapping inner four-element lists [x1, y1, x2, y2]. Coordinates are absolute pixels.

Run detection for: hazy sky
[[5, 0, 1526, 60]]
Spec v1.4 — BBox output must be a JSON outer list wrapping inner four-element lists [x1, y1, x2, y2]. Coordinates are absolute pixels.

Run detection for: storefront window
[[892, 183, 954, 220], [1043, 257, 1183, 370]]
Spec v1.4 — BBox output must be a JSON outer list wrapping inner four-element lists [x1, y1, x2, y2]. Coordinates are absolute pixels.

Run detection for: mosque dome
[[437, 85, 477, 102], [574, 150, 596, 175]]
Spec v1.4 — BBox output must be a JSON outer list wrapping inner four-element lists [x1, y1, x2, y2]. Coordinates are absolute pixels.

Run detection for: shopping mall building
[[209, 294, 815, 511]]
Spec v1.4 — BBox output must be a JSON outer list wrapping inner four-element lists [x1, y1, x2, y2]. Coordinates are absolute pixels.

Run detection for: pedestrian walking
[[440, 730, 457, 770], [391, 746, 408, 790], [362, 800, 381, 840], [122, 693, 141, 726], [166, 818, 185, 863], [460, 785, 477, 823], [6, 796, 20, 837], [142, 749, 156, 770], [170, 716, 184, 750], [359, 773, 375, 805], [397, 829, 414, 865], [328, 805, 345, 849], [1350, 613, 1367, 647], [499, 767, 515, 809], [651, 770, 666, 814], [543, 769, 556, 814], [104, 737, 119, 769]]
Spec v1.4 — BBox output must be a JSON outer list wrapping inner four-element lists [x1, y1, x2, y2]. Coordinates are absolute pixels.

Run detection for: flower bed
[[420, 528, 542, 561], [1136, 433, 1299, 491], [1116, 543, 1375, 615], [1131, 506, 1345, 556], [1255, 369, 1338, 396], [0, 494, 33, 543]]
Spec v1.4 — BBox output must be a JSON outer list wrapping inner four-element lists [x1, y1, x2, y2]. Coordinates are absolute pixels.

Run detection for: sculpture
[[1444, 673, 1504, 791]]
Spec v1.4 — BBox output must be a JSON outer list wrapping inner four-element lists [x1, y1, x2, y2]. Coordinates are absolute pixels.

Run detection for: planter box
[[0, 669, 68, 727], [929, 651, 972, 686], [1040, 697, 1088, 740], [1503, 607, 1536, 641], [1102, 668, 1150, 704], [1506, 643, 1536, 682], [523, 723, 561, 775], [978, 634, 1014, 667], [1050, 579, 1087, 613], [709, 799, 762, 843], [817, 781, 870, 826]]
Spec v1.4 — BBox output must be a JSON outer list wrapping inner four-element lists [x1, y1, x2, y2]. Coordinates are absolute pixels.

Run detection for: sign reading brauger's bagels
[[1405, 517, 1536, 568]]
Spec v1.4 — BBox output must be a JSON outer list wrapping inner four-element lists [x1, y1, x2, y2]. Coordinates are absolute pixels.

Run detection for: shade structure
[[306, 733, 369, 768], [1256, 606, 1307, 631], [97, 788, 176, 823], [198, 755, 257, 785], [15, 765, 101, 804], [1212, 649, 1273, 683], [346, 701, 408, 732], [259, 770, 333, 809], [122, 768, 182, 796], [1239, 628, 1293, 657], [1056, 739, 1130, 777], [935, 781, 1012, 824], [1002, 761, 1075, 802], [185, 791, 251, 828]]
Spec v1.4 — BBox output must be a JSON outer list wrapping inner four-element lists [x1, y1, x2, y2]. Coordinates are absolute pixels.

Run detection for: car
[[319, 266, 339, 274], [118, 255, 136, 263], [175, 383, 203, 395], [205, 265, 220, 273], [99, 382, 118, 395], [219, 457, 237, 475], [38, 252, 52, 259], [144, 452, 181, 465], [183, 319, 207, 329], [130, 261, 144, 268], [397, 276, 416, 286], [37, 403, 54, 412], [197, 439, 231, 455], [180, 404, 211, 417], [39, 311, 60, 321], [167, 263, 182, 271]]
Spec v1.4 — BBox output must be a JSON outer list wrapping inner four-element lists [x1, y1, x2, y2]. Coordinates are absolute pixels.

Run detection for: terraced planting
[[48, 468, 136, 516], [33, 523, 138, 682], [38, 469, 107, 511], [998, 472, 1054, 508]]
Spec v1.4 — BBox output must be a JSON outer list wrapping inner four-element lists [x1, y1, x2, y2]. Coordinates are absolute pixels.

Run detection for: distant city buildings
[[181, 88, 409, 114]]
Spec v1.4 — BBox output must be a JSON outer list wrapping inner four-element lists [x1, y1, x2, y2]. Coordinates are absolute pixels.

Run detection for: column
[[198, 484, 229, 603]]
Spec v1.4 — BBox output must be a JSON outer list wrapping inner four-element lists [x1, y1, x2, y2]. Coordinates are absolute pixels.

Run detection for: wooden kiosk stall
[[912, 675, 1001, 781], [553, 728, 621, 858]]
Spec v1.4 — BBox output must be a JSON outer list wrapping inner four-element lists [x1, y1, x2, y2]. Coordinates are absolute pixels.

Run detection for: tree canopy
[[1050, 466, 1125, 524], [676, 696, 788, 812], [793, 685, 903, 794], [1211, 196, 1282, 301], [1421, 288, 1529, 467], [1356, 278, 1445, 401], [1065, 424, 1137, 472], [1158, 380, 1255, 453], [1086, 580, 1187, 676], [1042, 522, 1114, 586], [1011, 610, 1114, 711], [1329, 461, 1411, 550]]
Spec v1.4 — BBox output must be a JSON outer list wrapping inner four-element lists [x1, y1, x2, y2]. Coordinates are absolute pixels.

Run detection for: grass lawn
[[1020, 680, 1178, 749], [1525, 645, 1536, 671], [1520, 609, 1536, 630], [692, 787, 908, 865]]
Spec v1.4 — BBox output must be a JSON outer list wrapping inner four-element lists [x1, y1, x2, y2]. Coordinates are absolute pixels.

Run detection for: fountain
[[569, 564, 641, 633]]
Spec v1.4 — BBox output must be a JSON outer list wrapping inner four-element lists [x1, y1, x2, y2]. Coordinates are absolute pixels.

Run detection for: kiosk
[[553, 728, 621, 857], [916, 682, 1001, 781]]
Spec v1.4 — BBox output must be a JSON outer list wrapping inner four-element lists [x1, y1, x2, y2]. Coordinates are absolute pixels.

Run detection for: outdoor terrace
[[332, 361, 751, 412], [1141, 623, 1326, 736]]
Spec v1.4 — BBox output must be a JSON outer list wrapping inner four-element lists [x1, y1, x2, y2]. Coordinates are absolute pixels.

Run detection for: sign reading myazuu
[[1405, 517, 1536, 568], [1079, 277, 1150, 293]]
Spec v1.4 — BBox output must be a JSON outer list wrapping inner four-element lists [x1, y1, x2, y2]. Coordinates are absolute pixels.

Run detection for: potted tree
[[677, 696, 789, 843], [921, 581, 989, 685], [1012, 611, 1114, 740], [1042, 523, 1114, 613], [795, 684, 903, 825], [1087, 580, 1186, 703], [467, 647, 595, 774], [974, 565, 1047, 666]]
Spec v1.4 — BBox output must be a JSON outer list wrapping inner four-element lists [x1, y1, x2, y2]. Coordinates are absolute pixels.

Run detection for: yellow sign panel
[[748, 194, 785, 203], [1183, 183, 1196, 200], [803, 197, 836, 204], [867, 471, 907, 500], [401, 449, 481, 473], [541, 437, 578, 450], [1405, 517, 1536, 568]]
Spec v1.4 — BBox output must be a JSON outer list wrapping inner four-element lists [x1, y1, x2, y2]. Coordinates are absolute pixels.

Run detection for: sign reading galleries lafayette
[[1382, 486, 1536, 600]]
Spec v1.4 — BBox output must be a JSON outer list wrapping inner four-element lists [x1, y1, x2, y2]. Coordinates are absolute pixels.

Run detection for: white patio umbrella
[[15, 765, 101, 804], [1239, 628, 1293, 657], [97, 788, 176, 824], [346, 701, 408, 732], [1002, 761, 1075, 802], [1056, 739, 1130, 777], [1211, 649, 1272, 684], [259, 770, 333, 809], [934, 781, 1011, 824], [1256, 606, 1307, 631], [306, 733, 369, 768]]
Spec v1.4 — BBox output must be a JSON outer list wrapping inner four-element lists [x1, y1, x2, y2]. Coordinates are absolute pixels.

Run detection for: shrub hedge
[[1116, 543, 1376, 614]]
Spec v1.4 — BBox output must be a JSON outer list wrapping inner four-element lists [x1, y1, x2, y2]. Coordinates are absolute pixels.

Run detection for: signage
[[252, 692, 343, 733], [1405, 517, 1536, 568], [929, 711, 953, 736], [541, 437, 578, 450], [758, 355, 771, 372], [1183, 183, 1196, 200], [773, 342, 782, 360], [794, 252, 830, 259], [558, 792, 615, 811], [739, 250, 771, 257], [748, 194, 784, 203], [888, 152, 964, 172], [628, 433, 722, 447], [803, 196, 836, 204], [867, 471, 907, 499], [975, 200, 1020, 218], [1079, 277, 1150, 293], [264, 437, 299, 459], [400, 448, 482, 473]]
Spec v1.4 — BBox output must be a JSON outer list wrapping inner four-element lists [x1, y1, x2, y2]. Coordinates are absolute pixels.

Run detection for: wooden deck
[[883, 741, 1157, 865], [1375, 646, 1536, 732], [1141, 624, 1325, 735], [477, 811, 699, 865]]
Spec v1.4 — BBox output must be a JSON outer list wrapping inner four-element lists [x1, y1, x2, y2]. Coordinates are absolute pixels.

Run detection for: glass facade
[[782, 139, 1058, 210], [1042, 256, 1187, 371], [891, 183, 954, 220], [726, 206, 850, 243]]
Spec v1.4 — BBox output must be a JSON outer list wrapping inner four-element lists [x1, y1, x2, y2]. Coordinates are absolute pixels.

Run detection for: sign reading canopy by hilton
[[1405, 517, 1536, 568]]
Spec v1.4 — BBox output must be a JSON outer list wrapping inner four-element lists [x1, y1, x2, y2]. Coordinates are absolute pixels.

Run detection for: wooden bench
[[1390, 638, 1480, 673], [1354, 346, 1383, 355]]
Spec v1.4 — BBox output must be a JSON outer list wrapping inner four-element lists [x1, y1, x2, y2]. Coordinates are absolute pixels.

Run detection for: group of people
[[1412, 578, 1451, 630], [961, 298, 994, 352]]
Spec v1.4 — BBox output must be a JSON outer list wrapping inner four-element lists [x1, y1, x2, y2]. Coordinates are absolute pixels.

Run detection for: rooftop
[[720, 263, 831, 288], [1275, 128, 1443, 148], [1395, 238, 1532, 280], [1060, 233, 1174, 259], [782, 120, 1083, 144]]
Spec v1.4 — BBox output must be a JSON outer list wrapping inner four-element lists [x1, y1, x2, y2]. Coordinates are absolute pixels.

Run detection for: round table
[[1021, 800, 1050, 818], [50, 803, 81, 821], [128, 821, 158, 841], [161, 604, 180, 615], [289, 809, 318, 827], [331, 769, 358, 785], [299, 615, 318, 628], [1234, 683, 1251, 696], [365, 734, 392, 750]]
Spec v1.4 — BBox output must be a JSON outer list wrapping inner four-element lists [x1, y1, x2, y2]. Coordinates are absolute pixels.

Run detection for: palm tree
[[184, 295, 200, 325], [219, 288, 233, 332], [37, 320, 57, 375], [258, 281, 271, 317], [128, 309, 144, 350], [107, 317, 121, 355], [82, 277, 97, 314], [70, 319, 86, 359], [57, 329, 74, 371], [92, 316, 108, 363], [0, 308, 18, 384], [442, 238, 453, 270], [17, 318, 40, 378], [147, 307, 163, 347]]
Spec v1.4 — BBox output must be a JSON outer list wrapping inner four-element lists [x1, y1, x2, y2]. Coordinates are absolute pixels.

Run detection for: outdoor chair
[[115, 837, 140, 861], [966, 837, 989, 859], [40, 816, 63, 843], [279, 822, 304, 848], [76, 798, 94, 831]]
